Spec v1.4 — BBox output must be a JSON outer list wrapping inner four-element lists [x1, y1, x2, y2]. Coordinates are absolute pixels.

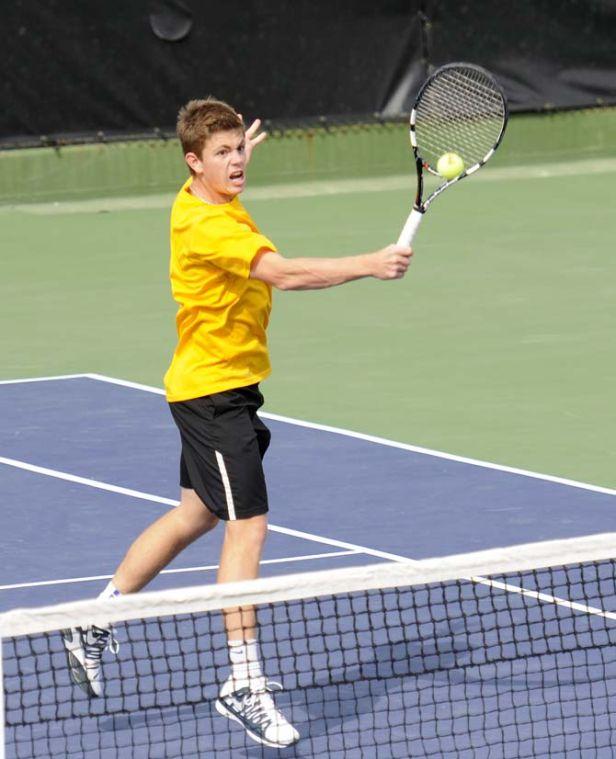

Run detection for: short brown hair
[[176, 98, 243, 158]]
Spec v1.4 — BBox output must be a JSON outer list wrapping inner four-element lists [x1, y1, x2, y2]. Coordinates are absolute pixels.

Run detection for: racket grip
[[396, 208, 424, 246]]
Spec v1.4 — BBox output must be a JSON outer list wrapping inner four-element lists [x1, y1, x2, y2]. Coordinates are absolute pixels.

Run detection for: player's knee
[[227, 514, 268, 548]]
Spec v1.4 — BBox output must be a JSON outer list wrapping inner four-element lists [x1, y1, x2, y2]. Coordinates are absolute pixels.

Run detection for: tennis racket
[[397, 62, 508, 246]]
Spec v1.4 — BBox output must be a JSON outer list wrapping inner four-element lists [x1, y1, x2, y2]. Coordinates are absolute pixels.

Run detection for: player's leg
[[217, 514, 267, 689], [215, 514, 298, 748], [217, 513, 267, 638], [112, 486, 219, 594], [63, 485, 219, 697], [209, 388, 298, 747]]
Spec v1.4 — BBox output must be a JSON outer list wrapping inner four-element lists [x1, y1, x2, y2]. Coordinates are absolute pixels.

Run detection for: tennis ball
[[436, 152, 465, 180]]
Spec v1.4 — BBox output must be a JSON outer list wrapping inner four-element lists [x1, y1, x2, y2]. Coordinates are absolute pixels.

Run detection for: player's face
[[192, 129, 247, 203]]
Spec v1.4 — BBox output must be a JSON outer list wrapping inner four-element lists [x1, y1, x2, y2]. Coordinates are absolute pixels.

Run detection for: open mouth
[[229, 170, 245, 183]]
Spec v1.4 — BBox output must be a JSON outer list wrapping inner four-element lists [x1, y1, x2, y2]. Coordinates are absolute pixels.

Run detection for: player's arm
[[250, 245, 413, 291]]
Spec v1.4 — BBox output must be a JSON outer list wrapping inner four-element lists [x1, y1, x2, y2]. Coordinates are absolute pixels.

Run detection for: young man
[[63, 98, 412, 748]]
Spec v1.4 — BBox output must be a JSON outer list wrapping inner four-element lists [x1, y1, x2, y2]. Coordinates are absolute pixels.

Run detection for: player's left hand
[[239, 116, 267, 164]]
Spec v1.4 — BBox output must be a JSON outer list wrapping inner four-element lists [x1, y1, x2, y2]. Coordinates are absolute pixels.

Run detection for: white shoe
[[61, 625, 118, 697], [215, 676, 300, 748]]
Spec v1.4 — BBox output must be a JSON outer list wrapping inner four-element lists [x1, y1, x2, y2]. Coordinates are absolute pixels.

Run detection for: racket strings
[[420, 70, 504, 131], [418, 93, 503, 163], [414, 67, 506, 170]]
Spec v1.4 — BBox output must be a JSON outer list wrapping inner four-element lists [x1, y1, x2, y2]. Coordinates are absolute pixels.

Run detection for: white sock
[[228, 639, 263, 685], [98, 580, 121, 600]]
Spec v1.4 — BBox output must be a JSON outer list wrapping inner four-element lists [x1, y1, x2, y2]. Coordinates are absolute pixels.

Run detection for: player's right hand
[[369, 244, 413, 280]]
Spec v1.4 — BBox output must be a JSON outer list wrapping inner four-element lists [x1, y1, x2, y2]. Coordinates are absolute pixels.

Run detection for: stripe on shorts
[[215, 450, 236, 520]]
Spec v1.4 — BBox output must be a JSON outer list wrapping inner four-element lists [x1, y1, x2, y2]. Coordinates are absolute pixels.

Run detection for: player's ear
[[185, 152, 202, 173]]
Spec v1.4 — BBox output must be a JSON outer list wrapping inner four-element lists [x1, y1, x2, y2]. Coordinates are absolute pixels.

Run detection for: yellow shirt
[[164, 179, 276, 402]]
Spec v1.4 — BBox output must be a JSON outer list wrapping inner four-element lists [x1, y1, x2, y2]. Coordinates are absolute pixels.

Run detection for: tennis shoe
[[215, 676, 299, 748], [61, 624, 118, 697]]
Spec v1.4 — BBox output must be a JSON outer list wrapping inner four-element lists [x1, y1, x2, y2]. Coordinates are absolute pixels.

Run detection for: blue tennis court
[[1, 373, 615, 612], [2, 374, 616, 758]]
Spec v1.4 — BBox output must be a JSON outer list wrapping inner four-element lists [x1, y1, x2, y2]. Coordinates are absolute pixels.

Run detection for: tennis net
[[2, 533, 616, 758]]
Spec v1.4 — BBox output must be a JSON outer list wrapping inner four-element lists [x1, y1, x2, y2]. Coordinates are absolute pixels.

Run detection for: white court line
[[0, 550, 359, 592], [0, 373, 89, 385], [0, 455, 406, 562], [82, 372, 616, 497], [86, 373, 166, 394], [0, 456, 176, 506], [470, 576, 616, 621]]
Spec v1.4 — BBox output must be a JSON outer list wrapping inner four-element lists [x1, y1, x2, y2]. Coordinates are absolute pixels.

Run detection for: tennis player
[[62, 98, 412, 748]]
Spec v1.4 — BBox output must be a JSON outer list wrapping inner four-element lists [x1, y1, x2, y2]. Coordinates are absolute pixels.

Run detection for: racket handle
[[396, 208, 424, 246]]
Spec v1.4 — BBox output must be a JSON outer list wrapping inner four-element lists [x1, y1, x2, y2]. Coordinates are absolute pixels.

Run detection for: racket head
[[410, 63, 508, 190]]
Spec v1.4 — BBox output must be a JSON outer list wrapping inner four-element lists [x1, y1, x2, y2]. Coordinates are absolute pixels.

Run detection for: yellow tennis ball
[[436, 152, 465, 180]]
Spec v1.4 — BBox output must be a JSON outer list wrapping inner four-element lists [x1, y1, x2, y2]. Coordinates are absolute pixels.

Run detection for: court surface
[[2, 371, 615, 615], [2, 373, 616, 758]]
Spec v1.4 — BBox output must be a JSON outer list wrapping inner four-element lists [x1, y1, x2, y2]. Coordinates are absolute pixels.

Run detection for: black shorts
[[168, 384, 271, 521]]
